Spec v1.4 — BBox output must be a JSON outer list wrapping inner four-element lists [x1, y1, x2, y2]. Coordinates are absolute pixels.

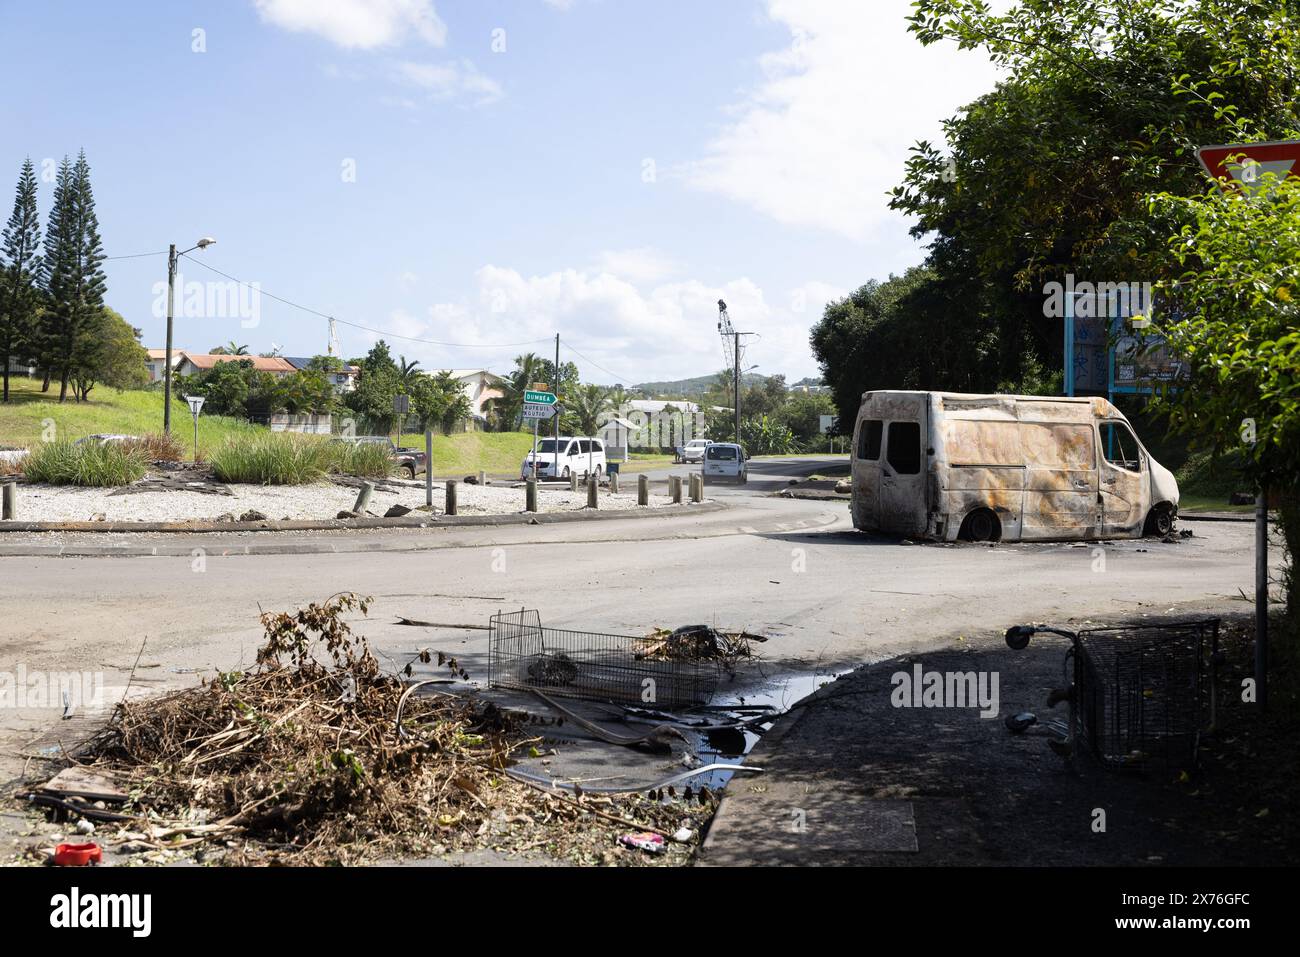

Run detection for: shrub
[[326, 441, 393, 479], [209, 434, 333, 485], [121, 432, 185, 463], [22, 439, 148, 487]]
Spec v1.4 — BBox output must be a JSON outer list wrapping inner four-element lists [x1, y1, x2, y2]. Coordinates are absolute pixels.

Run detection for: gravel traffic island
[[10, 480, 683, 524]]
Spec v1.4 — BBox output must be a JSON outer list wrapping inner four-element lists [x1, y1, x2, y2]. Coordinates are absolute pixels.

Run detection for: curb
[[0, 499, 726, 536], [1179, 511, 1256, 523]]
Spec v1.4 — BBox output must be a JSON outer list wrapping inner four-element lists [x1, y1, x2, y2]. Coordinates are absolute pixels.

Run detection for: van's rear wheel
[[960, 508, 1000, 543]]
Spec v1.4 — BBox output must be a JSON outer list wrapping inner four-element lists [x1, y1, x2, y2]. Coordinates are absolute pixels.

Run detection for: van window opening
[[886, 421, 922, 474], [534, 440, 560, 453], [707, 446, 738, 460], [858, 419, 883, 460], [1099, 421, 1141, 472]]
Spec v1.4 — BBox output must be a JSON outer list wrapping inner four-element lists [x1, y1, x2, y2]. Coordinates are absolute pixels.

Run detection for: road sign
[[522, 402, 556, 420], [393, 394, 410, 415], [1196, 140, 1300, 191], [819, 415, 834, 434], [524, 390, 556, 405], [184, 395, 205, 417]]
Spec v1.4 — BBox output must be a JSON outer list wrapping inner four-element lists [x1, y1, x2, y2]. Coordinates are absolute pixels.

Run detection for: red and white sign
[[1196, 140, 1300, 190]]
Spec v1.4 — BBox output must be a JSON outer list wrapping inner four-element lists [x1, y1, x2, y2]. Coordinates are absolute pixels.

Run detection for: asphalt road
[[0, 454, 1273, 826]]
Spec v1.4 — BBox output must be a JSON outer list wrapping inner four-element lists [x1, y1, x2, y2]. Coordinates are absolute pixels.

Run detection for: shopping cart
[[1004, 619, 1221, 772]]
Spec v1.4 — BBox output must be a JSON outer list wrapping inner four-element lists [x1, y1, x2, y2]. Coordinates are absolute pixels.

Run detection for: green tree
[[565, 383, 611, 436], [408, 370, 471, 434], [40, 152, 106, 403], [1, 158, 42, 402], [495, 352, 544, 430], [888, 0, 1300, 388], [1148, 173, 1300, 637], [70, 307, 148, 400]]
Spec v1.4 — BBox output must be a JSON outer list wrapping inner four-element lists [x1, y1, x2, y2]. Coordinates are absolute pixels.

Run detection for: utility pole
[[554, 333, 560, 450], [162, 237, 216, 434], [1256, 485, 1269, 711], [163, 244, 177, 434], [733, 330, 740, 445]]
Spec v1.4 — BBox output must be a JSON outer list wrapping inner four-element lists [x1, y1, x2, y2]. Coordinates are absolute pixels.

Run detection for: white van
[[850, 391, 1179, 542], [702, 442, 748, 483], [521, 436, 606, 480]]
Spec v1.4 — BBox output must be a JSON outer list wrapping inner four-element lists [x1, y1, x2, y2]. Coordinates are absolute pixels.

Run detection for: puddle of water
[[687, 668, 847, 790]]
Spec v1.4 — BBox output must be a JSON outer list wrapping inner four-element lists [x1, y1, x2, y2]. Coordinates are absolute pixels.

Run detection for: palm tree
[[398, 355, 421, 384], [215, 341, 249, 356], [497, 352, 544, 430], [567, 383, 612, 436]]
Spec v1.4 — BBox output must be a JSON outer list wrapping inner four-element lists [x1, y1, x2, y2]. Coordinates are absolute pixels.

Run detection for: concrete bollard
[[352, 481, 374, 516], [609, 471, 619, 494], [569, 472, 579, 492], [638, 473, 649, 506], [671, 475, 683, 504], [478, 470, 487, 486], [690, 473, 703, 502], [587, 475, 598, 509], [526, 478, 538, 512], [445, 479, 458, 516], [2, 482, 16, 520]]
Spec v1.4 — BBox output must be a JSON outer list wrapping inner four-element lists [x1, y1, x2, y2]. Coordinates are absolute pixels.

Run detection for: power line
[[560, 341, 636, 385], [104, 250, 167, 261], [177, 253, 553, 349]]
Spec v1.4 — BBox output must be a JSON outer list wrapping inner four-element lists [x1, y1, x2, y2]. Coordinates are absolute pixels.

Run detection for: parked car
[[702, 442, 747, 483], [521, 437, 606, 480], [74, 433, 138, 446], [675, 438, 711, 464], [849, 390, 1179, 542]]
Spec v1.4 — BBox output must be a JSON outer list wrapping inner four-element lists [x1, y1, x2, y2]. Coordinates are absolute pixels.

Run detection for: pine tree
[[38, 156, 72, 393], [41, 151, 106, 402], [0, 158, 42, 402]]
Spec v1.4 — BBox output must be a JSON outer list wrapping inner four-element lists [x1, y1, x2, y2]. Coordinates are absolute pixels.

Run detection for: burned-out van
[[850, 391, 1179, 542]]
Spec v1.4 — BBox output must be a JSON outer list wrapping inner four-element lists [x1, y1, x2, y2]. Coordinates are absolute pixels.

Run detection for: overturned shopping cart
[[487, 609, 721, 709]]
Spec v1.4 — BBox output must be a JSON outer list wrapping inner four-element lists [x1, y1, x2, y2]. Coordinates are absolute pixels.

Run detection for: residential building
[[283, 356, 360, 394], [173, 353, 297, 378]]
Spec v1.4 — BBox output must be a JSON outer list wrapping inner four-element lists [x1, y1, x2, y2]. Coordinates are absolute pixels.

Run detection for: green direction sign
[[524, 390, 556, 405]]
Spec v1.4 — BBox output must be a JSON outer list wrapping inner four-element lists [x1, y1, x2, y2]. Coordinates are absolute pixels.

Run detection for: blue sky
[[0, 0, 999, 384]]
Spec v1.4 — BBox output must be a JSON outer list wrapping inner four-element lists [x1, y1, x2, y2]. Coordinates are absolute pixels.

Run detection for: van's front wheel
[[1144, 505, 1174, 537], [959, 508, 1000, 543]]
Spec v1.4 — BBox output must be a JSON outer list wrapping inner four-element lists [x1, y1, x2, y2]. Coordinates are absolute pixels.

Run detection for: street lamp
[[163, 238, 216, 433]]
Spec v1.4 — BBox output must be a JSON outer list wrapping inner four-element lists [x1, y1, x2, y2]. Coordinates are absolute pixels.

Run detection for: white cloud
[[687, 0, 1000, 241], [253, 0, 447, 50], [359, 264, 837, 383], [392, 59, 504, 105]]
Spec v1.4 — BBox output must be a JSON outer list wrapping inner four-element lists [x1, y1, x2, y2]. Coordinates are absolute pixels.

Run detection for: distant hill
[[633, 372, 767, 397]]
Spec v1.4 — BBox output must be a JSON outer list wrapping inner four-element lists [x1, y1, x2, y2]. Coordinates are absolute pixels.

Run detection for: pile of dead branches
[[635, 625, 765, 664], [77, 593, 532, 863]]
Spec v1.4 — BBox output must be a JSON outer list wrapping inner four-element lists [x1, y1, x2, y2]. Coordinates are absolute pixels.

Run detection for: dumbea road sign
[[524, 390, 556, 405]]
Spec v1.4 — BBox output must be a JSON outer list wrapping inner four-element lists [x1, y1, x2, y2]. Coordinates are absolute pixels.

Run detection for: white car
[[521, 436, 607, 480], [675, 439, 710, 464], [702, 442, 747, 484]]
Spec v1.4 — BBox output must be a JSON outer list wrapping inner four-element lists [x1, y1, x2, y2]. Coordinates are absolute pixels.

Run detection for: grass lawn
[[0, 377, 262, 453]]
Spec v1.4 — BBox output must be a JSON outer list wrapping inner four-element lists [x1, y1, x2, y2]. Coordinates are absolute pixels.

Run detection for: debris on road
[[618, 831, 666, 854], [22, 594, 720, 865], [52, 842, 102, 866], [636, 624, 765, 664]]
